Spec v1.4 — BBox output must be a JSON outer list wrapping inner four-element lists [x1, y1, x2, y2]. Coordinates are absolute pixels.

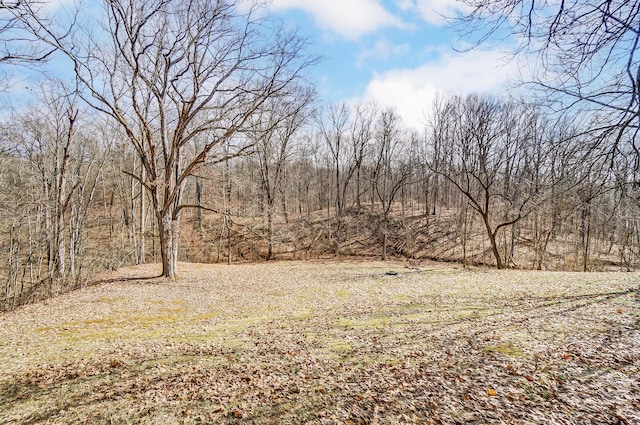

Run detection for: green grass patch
[[290, 310, 311, 320], [335, 316, 394, 328], [335, 289, 351, 299], [326, 341, 352, 352]]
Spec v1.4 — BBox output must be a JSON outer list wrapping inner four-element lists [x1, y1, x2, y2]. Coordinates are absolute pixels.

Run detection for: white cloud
[[358, 49, 520, 129], [357, 38, 410, 66], [269, 0, 404, 40], [393, 0, 415, 10], [398, 0, 470, 25]]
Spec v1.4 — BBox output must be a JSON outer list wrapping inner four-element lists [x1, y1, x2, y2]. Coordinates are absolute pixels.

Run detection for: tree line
[[0, 0, 638, 310]]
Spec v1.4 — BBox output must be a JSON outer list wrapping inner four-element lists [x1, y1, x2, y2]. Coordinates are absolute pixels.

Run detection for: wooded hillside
[[1, 0, 639, 310], [3, 92, 639, 310]]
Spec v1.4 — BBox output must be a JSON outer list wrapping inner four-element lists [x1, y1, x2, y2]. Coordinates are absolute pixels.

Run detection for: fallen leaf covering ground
[[1, 260, 639, 424]]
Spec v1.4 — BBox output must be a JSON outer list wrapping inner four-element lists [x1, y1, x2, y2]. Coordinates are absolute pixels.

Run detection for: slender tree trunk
[[463, 202, 468, 269], [282, 190, 289, 224], [356, 167, 362, 210], [217, 218, 224, 263], [55, 211, 66, 279], [68, 213, 76, 280], [267, 199, 275, 260], [130, 157, 139, 264], [483, 217, 504, 269], [196, 178, 203, 237], [370, 177, 375, 213], [381, 212, 388, 260], [335, 216, 341, 257], [226, 215, 232, 266], [581, 201, 591, 272], [139, 178, 146, 264]]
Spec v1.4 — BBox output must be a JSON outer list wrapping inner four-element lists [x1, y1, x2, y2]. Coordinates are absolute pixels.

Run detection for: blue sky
[[3, 0, 520, 130], [267, 0, 521, 129]]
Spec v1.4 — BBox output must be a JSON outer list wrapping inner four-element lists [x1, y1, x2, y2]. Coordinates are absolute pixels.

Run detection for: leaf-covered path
[[1, 260, 639, 424]]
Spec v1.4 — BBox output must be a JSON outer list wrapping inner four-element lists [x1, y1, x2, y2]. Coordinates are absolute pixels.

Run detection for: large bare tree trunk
[[159, 213, 180, 279], [15, 0, 314, 279]]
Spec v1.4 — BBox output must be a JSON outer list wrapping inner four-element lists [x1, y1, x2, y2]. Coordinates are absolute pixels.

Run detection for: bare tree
[[372, 108, 411, 260], [250, 87, 314, 260], [315, 103, 367, 255], [350, 102, 378, 211], [16, 0, 315, 278], [457, 0, 640, 159], [315, 103, 352, 255], [428, 95, 564, 268], [1, 82, 105, 308], [0, 1, 58, 64]]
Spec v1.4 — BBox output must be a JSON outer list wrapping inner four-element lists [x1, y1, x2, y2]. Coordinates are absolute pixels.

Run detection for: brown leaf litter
[[0, 260, 638, 424]]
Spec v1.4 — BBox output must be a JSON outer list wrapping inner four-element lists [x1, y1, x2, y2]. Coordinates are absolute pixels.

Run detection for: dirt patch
[[1, 260, 639, 424]]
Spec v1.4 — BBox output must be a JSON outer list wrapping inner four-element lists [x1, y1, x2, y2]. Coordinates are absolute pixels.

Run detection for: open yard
[[1, 260, 639, 424]]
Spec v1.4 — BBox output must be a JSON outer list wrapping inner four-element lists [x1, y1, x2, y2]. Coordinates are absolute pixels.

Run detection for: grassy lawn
[[1, 260, 639, 424]]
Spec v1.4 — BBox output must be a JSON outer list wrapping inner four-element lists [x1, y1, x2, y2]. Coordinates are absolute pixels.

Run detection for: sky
[[266, 0, 521, 130], [3, 0, 521, 131]]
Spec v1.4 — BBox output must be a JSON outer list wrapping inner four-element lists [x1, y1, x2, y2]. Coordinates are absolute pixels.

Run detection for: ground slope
[[1, 260, 639, 424]]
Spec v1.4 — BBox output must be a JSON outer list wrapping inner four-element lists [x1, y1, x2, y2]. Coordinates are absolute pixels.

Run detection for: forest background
[[1, 0, 639, 310]]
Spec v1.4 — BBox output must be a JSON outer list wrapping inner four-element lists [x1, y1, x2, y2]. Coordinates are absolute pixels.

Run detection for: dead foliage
[[1, 260, 638, 424]]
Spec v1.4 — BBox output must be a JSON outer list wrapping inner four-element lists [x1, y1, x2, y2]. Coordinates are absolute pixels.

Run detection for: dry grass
[[1, 260, 639, 424]]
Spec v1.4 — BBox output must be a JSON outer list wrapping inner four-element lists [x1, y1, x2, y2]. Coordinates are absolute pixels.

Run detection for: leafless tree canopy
[[7, 0, 316, 278], [458, 0, 640, 156], [3, 0, 640, 311], [0, 0, 59, 63]]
